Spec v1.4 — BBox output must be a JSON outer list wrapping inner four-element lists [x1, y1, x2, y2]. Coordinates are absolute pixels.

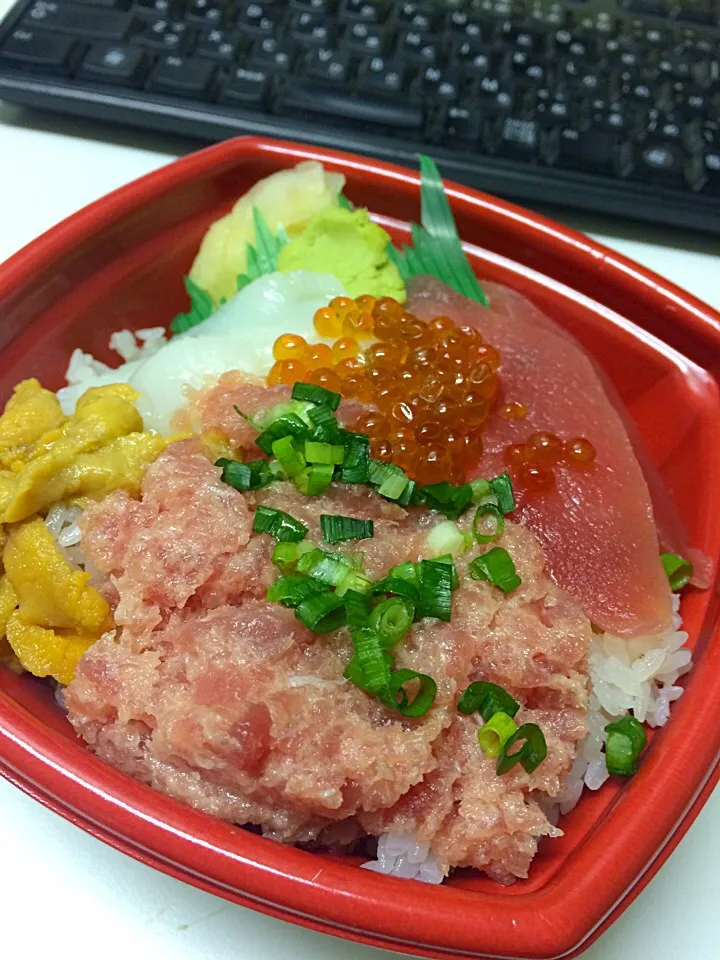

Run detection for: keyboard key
[[132, 19, 189, 52], [557, 127, 631, 175], [187, 0, 225, 27], [278, 81, 423, 129], [338, 0, 384, 24], [194, 28, 239, 62], [396, 30, 438, 65], [305, 46, 350, 83], [357, 55, 406, 96], [344, 22, 384, 56], [0, 26, 77, 73], [248, 36, 293, 72], [290, 0, 330, 12], [702, 150, 720, 193], [392, 1, 438, 33], [23, 2, 137, 40], [72, 0, 130, 8], [146, 53, 215, 97], [132, 0, 177, 18], [623, 0, 670, 15], [219, 65, 268, 105], [422, 65, 460, 103], [290, 12, 333, 47], [497, 116, 539, 159], [236, 2, 279, 39], [78, 42, 150, 84], [442, 104, 482, 146]]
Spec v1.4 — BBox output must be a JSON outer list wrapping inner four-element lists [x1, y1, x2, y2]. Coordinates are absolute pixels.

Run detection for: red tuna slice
[[406, 276, 672, 638]]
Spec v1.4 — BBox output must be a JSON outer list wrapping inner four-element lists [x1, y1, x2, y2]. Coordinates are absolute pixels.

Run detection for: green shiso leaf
[[237, 206, 289, 289], [390, 155, 489, 307], [170, 276, 215, 334]]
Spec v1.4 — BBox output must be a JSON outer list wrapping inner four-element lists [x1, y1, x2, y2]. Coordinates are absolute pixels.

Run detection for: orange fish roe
[[503, 432, 597, 495], [499, 401, 528, 421]]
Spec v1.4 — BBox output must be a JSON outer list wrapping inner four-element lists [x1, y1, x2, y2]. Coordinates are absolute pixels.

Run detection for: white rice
[[65, 327, 168, 386], [366, 593, 691, 881]]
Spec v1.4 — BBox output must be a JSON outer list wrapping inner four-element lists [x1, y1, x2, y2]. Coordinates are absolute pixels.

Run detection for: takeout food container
[[0, 136, 719, 960]]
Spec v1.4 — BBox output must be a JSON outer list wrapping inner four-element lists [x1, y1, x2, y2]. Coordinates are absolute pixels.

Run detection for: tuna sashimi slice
[[406, 277, 672, 638]]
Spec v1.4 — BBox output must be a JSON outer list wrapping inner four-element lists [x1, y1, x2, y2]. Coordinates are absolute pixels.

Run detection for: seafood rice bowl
[[0, 156, 705, 887]]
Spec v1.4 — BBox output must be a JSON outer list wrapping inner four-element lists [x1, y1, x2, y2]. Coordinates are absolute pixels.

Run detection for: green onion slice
[[295, 593, 347, 634], [660, 552, 693, 592], [477, 711, 518, 758], [472, 503, 505, 544], [306, 403, 343, 443], [291, 381, 341, 411], [340, 432, 370, 483], [420, 481, 473, 520], [215, 457, 273, 491], [255, 413, 309, 456], [321, 514, 374, 544], [253, 506, 308, 542], [417, 559, 453, 621], [271, 542, 300, 572], [468, 547, 521, 593], [336, 570, 373, 597], [349, 627, 392, 694], [457, 680, 520, 721], [306, 552, 352, 587], [305, 440, 345, 465], [432, 554, 460, 590], [295, 463, 334, 496], [470, 477, 491, 503], [489, 472, 516, 515], [384, 669, 437, 718], [344, 649, 393, 695], [344, 589, 372, 627], [389, 561, 421, 587], [271, 435, 307, 478], [266, 573, 328, 608], [370, 597, 415, 647], [496, 723, 547, 775], [371, 576, 421, 603], [397, 479, 420, 506], [604, 716, 647, 776]]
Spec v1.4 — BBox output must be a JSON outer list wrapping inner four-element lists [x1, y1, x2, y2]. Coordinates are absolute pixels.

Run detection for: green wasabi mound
[[277, 207, 406, 303]]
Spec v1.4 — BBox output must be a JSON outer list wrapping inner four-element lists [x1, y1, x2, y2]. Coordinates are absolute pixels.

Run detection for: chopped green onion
[[215, 457, 274, 491], [472, 503, 505, 544], [383, 669, 437, 718], [344, 649, 393, 695], [417, 559, 453, 621], [255, 413, 309, 456], [266, 573, 328, 608], [432, 554, 460, 590], [420, 482, 472, 520], [295, 593, 347, 634], [295, 463, 334, 496], [321, 514, 374, 544], [253, 506, 308, 542], [306, 552, 352, 587], [397, 479, 420, 506], [661, 552, 693, 592], [477, 711, 518, 758], [489, 472, 516, 515], [269, 459, 288, 481], [335, 570, 373, 596], [306, 403, 343, 442], [349, 627, 392, 694], [344, 589, 372, 626], [426, 519, 465, 558], [378, 469, 410, 500], [256, 400, 311, 431], [340, 432, 370, 483], [470, 478, 492, 503], [604, 716, 647, 776], [370, 597, 414, 647], [271, 435, 307, 478], [271, 542, 300, 572], [496, 723, 547, 775], [305, 441, 345, 465], [468, 547, 521, 593], [390, 561, 421, 587], [371, 576, 421, 603], [296, 547, 324, 573], [291, 381, 341, 410], [457, 681, 520, 721]]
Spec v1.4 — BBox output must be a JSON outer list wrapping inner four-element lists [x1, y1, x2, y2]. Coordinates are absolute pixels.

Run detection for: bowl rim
[[1, 135, 719, 960]]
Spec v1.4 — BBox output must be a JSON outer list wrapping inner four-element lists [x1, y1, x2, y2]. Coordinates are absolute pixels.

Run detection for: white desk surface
[[1, 29, 719, 960]]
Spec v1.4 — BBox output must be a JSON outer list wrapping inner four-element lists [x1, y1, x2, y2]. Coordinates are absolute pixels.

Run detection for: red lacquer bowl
[[0, 137, 719, 960]]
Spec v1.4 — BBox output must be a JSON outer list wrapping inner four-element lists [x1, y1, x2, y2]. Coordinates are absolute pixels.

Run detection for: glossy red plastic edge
[[0, 137, 718, 960]]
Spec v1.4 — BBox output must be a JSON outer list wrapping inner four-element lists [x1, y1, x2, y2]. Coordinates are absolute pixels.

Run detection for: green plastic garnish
[[389, 155, 489, 306]]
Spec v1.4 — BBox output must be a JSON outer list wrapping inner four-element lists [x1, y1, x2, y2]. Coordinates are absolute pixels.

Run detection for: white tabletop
[[1, 34, 719, 960]]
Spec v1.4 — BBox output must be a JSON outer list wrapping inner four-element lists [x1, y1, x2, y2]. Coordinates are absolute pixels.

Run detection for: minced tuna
[[66, 437, 590, 881]]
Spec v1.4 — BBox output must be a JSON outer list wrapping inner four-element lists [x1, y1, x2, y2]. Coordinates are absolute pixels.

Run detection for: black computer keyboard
[[1, 0, 719, 234]]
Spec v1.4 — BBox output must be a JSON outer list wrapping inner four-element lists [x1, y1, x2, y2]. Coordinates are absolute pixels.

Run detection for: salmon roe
[[502, 431, 597, 495], [266, 294, 597, 494]]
